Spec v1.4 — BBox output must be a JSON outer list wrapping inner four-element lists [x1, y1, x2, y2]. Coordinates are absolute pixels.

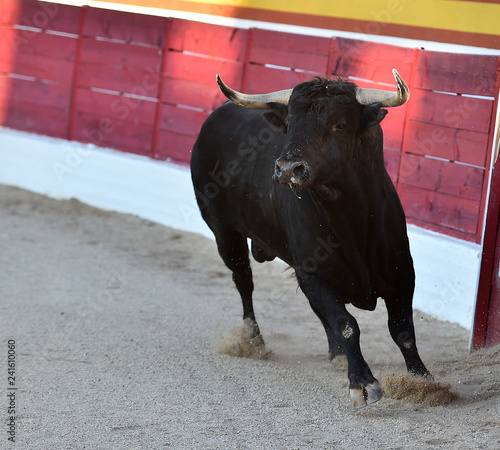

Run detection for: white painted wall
[[0, 127, 480, 329]]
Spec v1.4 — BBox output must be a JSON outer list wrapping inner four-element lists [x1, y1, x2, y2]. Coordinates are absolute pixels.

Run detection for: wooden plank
[[83, 6, 166, 46], [244, 64, 317, 93], [399, 184, 480, 236], [161, 78, 224, 111], [408, 89, 493, 134], [0, 25, 76, 83], [167, 19, 248, 62], [0, 0, 80, 34], [71, 109, 154, 156], [71, 88, 156, 155], [0, 76, 70, 136], [79, 37, 162, 71], [414, 50, 498, 96], [403, 121, 489, 167], [399, 154, 484, 202], [157, 103, 208, 136], [0, 101, 68, 137], [73, 88, 156, 124], [163, 51, 243, 88], [77, 36, 162, 96], [77, 64, 160, 97], [248, 28, 330, 74], [0, 74, 71, 109], [0, 74, 70, 137], [154, 130, 195, 164], [331, 38, 414, 83]]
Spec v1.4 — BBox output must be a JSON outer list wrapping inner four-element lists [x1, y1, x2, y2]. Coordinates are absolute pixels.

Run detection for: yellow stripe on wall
[[103, 0, 500, 41]]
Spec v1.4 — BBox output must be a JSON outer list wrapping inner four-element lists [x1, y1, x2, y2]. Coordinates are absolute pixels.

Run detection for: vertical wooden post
[[151, 17, 170, 160], [326, 36, 336, 78], [67, 5, 86, 141], [472, 57, 500, 349], [241, 27, 254, 92]]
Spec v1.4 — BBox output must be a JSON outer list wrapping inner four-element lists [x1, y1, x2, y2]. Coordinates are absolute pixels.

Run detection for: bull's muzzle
[[274, 159, 312, 189]]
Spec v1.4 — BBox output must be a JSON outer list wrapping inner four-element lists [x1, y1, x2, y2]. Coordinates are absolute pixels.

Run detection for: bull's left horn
[[355, 69, 409, 107], [216, 75, 293, 110]]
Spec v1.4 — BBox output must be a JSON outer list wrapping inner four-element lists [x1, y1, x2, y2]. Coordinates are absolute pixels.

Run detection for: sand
[[0, 184, 499, 449]]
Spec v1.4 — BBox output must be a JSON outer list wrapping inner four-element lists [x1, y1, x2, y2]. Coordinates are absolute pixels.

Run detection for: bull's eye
[[332, 123, 346, 133]]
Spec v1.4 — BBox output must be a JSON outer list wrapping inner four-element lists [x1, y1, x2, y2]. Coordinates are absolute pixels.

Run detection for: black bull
[[190, 74, 431, 407]]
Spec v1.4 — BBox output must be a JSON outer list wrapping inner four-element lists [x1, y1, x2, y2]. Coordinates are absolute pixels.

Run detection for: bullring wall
[[1, 0, 499, 243]]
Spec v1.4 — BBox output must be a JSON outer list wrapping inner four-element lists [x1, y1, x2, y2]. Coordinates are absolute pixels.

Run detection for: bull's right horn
[[216, 75, 292, 110], [356, 69, 410, 107]]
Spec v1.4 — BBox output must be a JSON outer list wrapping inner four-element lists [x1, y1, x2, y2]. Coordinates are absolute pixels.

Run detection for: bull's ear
[[263, 102, 288, 132], [361, 102, 388, 130]]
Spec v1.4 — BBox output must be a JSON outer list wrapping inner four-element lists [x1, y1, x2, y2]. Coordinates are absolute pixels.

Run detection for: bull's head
[[216, 70, 409, 192]]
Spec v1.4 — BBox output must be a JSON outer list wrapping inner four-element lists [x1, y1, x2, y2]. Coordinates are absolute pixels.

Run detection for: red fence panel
[[77, 39, 162, 96], [330, 38, 414, 83], [0, 0, 79, 138], [403, 121, 489, 167], [71, 88, 157, 156], [154, 19, 248, 163], [0, 27, 76, 83], [243, 28, 331, 94], [412, 51, 498, 97], [0, 0, 79, 33], [398, 49, 498, 242], [0, 76, 71, 137], [70, 7, 166, 157], [81, 6, 166, 45], [398, 184, 481, 236], [247, 28, 331, 75]]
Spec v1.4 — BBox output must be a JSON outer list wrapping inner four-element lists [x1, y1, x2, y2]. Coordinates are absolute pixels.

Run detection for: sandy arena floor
[[0, 185, 499, 449]]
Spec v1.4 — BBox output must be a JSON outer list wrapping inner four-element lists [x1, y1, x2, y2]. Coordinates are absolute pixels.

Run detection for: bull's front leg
[[296, 270, 383, 407], [385, 295, 431, 379]]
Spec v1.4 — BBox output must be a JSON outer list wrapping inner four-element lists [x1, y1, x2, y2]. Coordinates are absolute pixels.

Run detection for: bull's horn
[[216, 75, 292, 110], [356, 69, 409, 107]]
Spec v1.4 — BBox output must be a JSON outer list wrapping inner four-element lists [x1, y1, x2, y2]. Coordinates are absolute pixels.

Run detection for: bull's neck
[[311, 163, 386, 249], [313, 165, 385, 215]]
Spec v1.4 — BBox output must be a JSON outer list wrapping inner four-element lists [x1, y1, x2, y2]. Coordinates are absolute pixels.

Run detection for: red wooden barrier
[[156, 19, 248, 161], [69, 7, 166, 156], [0, 0, 79, 138], [0, 0, 499, 245], [243, 28, 331, 94], [398, 51, 498, 241]]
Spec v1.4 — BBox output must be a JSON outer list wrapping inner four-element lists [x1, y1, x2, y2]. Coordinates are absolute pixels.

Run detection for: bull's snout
[[274, 159, 312, 188]]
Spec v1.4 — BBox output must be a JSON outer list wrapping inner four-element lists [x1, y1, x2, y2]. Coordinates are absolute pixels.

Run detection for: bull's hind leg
[[215, 231, 265, 348]]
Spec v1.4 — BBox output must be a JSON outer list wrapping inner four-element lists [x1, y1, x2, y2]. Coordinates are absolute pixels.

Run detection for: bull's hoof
[[243, 318, 265, 347], [349, 381, 383, 408], [249, 333, 265, 350]]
